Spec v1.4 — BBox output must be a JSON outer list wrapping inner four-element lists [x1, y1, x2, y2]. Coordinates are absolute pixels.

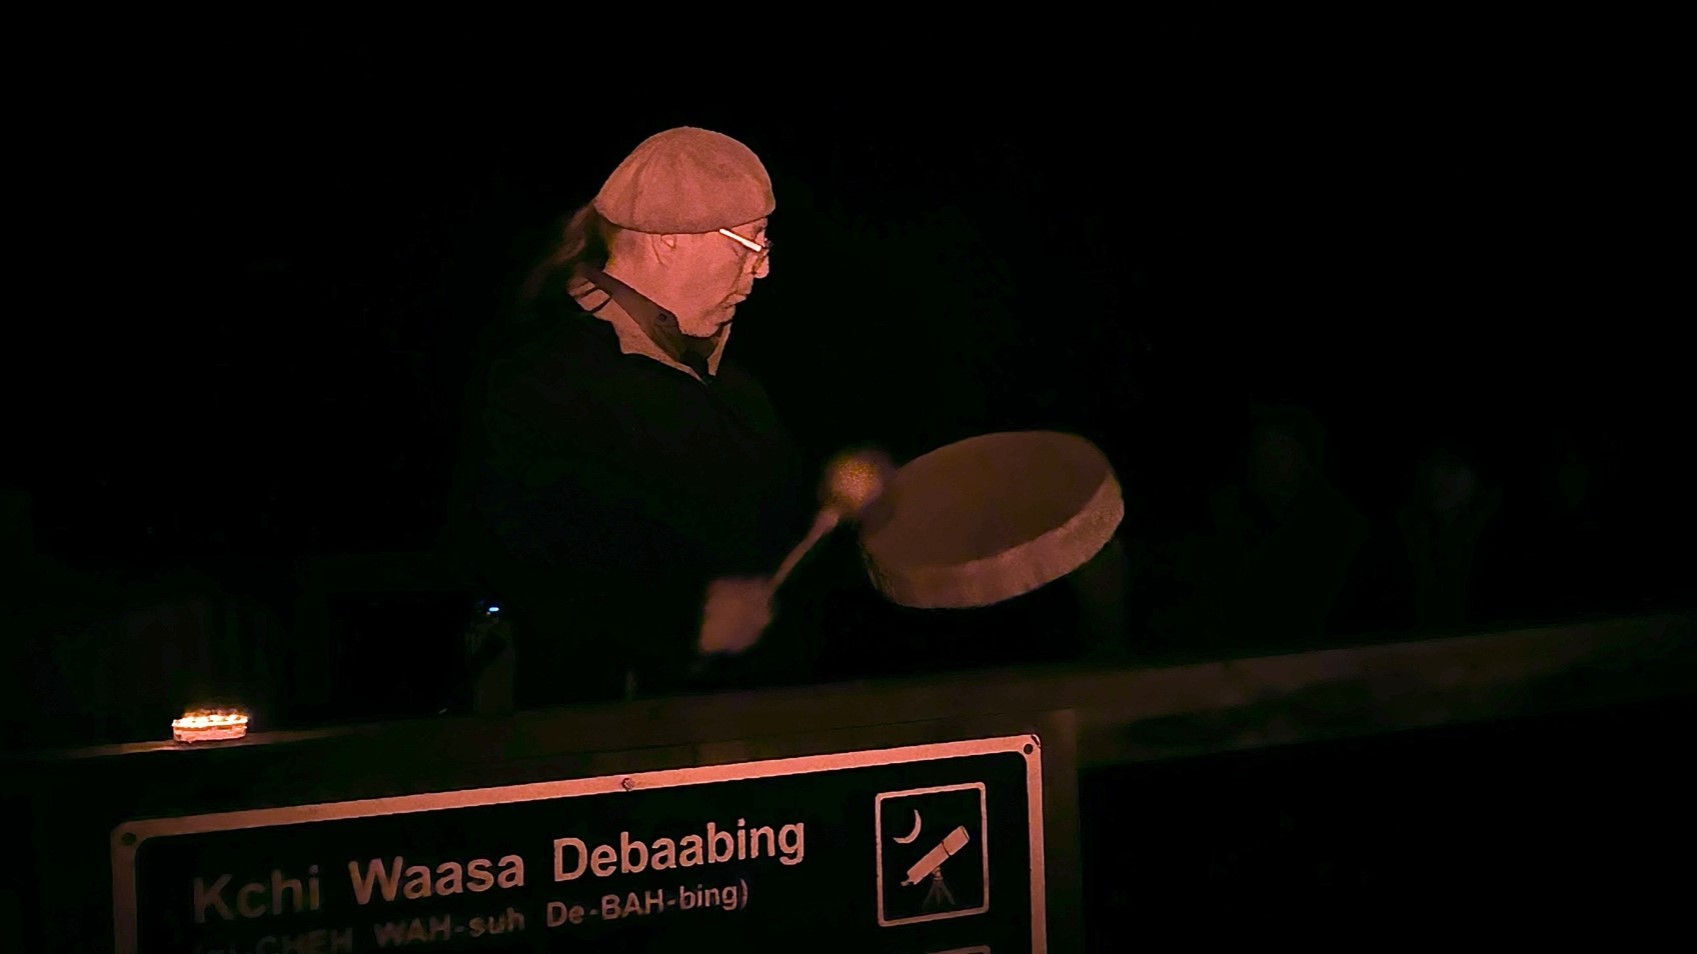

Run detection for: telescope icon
[[901, 825, 971, 890]]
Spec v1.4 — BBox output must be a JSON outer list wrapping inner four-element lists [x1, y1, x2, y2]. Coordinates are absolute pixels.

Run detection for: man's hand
[[697, 576, 775, 657]]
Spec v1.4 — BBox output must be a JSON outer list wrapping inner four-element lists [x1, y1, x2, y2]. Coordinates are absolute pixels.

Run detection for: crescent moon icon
[[893, 809, 922, 845]]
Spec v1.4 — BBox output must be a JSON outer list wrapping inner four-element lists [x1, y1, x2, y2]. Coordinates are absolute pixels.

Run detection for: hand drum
[[857, 431, 1124, 609]]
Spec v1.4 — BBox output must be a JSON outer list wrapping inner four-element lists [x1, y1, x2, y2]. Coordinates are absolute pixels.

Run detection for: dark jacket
[[454, 290, 812, 707]]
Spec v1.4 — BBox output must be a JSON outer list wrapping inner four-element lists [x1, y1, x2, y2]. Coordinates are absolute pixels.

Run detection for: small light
[[486, 605, 501, 615], [173, 708, 250, 743]]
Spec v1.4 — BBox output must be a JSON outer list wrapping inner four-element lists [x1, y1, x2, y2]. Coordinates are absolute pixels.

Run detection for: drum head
[[858, 431, 1124, 609]]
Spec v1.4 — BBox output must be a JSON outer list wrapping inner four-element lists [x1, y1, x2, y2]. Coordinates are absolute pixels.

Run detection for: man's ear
[[645, 233, 683, 264]]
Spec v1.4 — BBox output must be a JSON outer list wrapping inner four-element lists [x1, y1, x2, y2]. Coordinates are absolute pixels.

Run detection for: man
[[455, 127, 813, 708]]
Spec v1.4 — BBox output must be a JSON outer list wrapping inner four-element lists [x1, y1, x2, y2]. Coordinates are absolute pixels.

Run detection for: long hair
[[516, 203, 614, 310], [447, 203, 613, 580]]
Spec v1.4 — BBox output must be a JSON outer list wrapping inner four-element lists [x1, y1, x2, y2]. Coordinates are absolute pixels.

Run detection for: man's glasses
[[718, 228, 773, 261]]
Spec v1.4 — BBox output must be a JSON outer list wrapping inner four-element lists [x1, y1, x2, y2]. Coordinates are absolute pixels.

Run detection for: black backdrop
[[9, 10, 1694, 624]]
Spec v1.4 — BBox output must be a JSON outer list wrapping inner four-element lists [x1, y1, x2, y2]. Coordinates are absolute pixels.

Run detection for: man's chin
[[708, 303, 741, 328], [680, 311, 735, 339]]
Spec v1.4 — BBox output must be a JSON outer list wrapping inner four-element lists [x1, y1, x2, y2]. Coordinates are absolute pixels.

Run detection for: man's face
[[671, 217, 771, 338]]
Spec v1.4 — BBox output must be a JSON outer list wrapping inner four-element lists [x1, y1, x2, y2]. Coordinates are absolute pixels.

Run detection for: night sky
[[8, 13, 1694, 626]]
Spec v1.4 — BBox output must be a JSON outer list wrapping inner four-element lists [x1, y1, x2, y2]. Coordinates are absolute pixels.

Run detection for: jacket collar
[[567, 264, 729, 381]]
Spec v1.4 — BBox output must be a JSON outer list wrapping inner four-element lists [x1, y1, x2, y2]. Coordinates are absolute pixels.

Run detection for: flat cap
[[593, 127, 775, 234]]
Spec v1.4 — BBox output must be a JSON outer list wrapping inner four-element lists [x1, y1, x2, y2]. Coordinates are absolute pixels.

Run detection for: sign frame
[[111, 734, 1049, 953]]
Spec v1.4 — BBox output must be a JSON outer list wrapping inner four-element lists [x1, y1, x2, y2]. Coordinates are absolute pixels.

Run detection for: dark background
[[1080, 696, 1696, 946], [3, 12, 1692, 741]]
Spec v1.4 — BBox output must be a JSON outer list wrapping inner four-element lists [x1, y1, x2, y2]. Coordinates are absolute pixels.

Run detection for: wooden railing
[[24, 610, 1692, 770]]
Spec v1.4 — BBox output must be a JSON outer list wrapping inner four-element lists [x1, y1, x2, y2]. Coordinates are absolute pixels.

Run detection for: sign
[[112, 735, 1047, 953]]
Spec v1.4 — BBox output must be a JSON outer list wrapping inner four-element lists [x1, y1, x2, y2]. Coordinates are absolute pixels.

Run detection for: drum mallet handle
[[771, 507, 842, 591], [688, 507, 836, 680]]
